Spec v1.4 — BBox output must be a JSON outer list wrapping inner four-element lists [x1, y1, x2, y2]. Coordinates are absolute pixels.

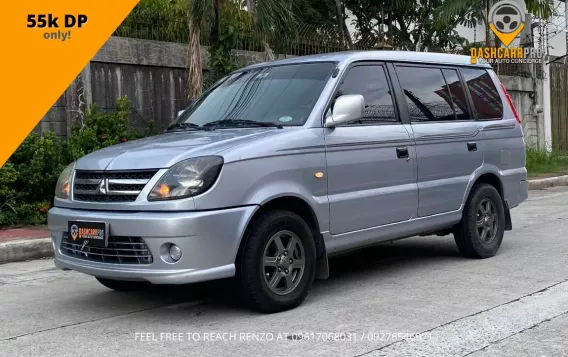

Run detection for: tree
[[345, 0, 469, 51], [434, 0, 556, 47], [291, 0, 337, 27], [187, 0, 296, 99], [247, 0, 297, 60], [188, 0, 215, 100]]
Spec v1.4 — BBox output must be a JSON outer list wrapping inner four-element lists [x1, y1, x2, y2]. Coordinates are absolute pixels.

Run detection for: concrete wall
[[499, 74, 545, 149], [35, 36, 546, 149], [34, 36, 290, 137]]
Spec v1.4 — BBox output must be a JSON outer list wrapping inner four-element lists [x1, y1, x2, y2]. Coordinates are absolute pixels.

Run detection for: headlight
[[148, 156, 223, 201], [55, 162, 75, 199]]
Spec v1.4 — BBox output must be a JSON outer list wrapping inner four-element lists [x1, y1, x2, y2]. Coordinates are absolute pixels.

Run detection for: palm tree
[[247, 0, 297, 60], [187, 0, 296, 99], [435, 0, 556, 47], [187, 0, 214, 101]]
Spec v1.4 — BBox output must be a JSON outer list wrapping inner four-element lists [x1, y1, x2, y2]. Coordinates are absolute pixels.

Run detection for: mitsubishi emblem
[[96, 179, 108, 195]]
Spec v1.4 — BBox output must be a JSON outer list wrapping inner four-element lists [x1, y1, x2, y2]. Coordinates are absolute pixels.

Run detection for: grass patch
[[526, 148, 568, 177]]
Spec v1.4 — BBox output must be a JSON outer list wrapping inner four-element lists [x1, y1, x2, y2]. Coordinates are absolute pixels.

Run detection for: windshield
[[174, 62, 335, 128]]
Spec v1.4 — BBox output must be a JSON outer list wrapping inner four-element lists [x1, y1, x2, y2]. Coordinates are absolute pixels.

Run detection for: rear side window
[[460, 68, 504, 120], [336, 65, 398, 124], [396, 66, 457, 122]]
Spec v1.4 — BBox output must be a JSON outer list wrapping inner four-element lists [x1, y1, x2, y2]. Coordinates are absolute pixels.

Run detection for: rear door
[[325, 62, 418, 235], [461, 67, 526, 207], [393, 64, 483, 217]]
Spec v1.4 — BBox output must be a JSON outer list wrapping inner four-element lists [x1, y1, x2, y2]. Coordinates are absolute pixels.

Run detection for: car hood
[[75, 128, 281, 170]]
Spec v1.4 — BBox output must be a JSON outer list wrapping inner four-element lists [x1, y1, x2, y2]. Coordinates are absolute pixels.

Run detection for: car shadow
[[64, 236, 465, 314]]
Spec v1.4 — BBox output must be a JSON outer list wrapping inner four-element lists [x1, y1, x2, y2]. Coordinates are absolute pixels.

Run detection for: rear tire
[[96, 277, 149, 291], [454, 184, 505, 258], [236, 210, 316, 313]]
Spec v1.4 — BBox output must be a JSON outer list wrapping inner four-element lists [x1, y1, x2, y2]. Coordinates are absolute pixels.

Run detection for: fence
[[34, 35, 548, 151], [34, 37, 293, 137], [114, 18, 545, 77], [493, 61, 544, 79], [550, 61, 568, 150], [114, 19, 381, 56]]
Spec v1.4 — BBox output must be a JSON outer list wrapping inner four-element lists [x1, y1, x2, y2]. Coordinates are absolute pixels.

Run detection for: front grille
[[73, 170, 158, 203], [61, 233, 153, 264], [74, 194, 139, 202]]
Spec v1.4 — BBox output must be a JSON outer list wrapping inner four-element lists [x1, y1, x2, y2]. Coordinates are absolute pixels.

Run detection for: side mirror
[[324, 94, 364, 127], [177, 110, 185, 118]]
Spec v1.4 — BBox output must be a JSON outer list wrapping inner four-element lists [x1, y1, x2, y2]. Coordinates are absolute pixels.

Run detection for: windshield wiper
[[165, 122, 214, 132], [203, 119, 283, 129]]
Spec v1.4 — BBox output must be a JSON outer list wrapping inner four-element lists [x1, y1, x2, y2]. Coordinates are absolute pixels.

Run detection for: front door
[[325, 63, 418, 235], [393, 64, 484, 217]]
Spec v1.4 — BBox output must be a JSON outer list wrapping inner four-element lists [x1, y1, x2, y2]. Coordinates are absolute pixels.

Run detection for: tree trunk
[[263, 41, 275, 61], [246, 0, 254, 13], [210, 0, 220, 45], [341, 2, 353, 48], [188, 19, 203, 101], [334, 0, 345, 48]]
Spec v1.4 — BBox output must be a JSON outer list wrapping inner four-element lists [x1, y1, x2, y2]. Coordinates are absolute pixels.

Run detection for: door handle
[[467, 142, 477, 152], [396, 147, 409, 159]]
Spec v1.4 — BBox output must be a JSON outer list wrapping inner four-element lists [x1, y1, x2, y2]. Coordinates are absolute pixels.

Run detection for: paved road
[[1, 187, 568, 357]]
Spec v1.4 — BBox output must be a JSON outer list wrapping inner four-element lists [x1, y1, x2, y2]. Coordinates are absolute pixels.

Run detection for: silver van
[[48, 51, 528, 313]]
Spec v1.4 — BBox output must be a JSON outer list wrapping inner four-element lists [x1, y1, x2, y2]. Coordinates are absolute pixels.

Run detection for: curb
[[1, 175, 567, 264], [0, 238, 53, 264], [528, 175, 568, 190]]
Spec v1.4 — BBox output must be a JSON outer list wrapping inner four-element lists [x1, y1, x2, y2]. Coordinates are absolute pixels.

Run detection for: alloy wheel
[[476, 198, 499, 244], [262, 230, 305, 295]]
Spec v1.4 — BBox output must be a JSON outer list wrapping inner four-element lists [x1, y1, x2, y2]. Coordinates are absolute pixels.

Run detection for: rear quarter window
[[395, 66, 457, 122], [460, 68, 504, 120]]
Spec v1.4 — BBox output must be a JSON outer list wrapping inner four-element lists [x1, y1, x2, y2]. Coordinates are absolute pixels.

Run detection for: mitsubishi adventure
[[48, 51, 528, 313]]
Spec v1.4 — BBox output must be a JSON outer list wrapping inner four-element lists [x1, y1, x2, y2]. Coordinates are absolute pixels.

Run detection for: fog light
[[169, 244, 182, 261]]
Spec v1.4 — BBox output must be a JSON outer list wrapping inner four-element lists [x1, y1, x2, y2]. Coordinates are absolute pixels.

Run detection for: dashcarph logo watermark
[[490, 0, 525, 47], [470, 0, 544, 64]]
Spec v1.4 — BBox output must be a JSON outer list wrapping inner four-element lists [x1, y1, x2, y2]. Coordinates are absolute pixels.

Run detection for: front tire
[[236, 210, 316, 313], [96, 277, 149, 291], [454, 184, 506, 258]]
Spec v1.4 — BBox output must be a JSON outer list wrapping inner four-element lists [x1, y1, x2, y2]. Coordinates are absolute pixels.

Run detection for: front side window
[[396, 66, 456, 122], [460, 68, 504, 120], [173, 62, 334, 128], [335, 65, 398, 124]]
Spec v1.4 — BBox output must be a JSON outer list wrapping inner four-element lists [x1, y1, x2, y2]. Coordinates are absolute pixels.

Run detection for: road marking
[[359, 279, 568, 357]]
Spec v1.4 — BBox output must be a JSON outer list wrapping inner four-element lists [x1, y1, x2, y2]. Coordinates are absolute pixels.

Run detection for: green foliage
[[252, 0, 298, 47], [115, 0, 190, 42], [65, 97, 150, 160], [291, 0, 337, 28], [526, 148, 568, 176], [0, 97, 156, 227], [434, 0, 557, 36], [345, 0, 469, 51], [0, 134, 64, 226], [127, 0, 190, 22], [208, 24, 239, 81], [202, 4, 252, 88]]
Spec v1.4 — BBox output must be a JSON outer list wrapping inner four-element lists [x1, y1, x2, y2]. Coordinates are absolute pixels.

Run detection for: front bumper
[[48, 205, 257, 284]]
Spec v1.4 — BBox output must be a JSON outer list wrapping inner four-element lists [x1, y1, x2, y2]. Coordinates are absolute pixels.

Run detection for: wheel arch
[[463, 171, 512, 230], [236, 195, 329, 279], [473, 173, 504, 198]]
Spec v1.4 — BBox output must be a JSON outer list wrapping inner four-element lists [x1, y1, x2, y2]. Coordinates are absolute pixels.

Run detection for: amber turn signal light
[[155, 184, 171, 197]]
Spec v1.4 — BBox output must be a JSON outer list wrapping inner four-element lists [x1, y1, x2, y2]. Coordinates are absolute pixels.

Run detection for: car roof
[[241, 50, 491, 70]]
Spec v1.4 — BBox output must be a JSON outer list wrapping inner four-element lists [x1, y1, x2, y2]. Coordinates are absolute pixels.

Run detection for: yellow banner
[[0, 0, 139, 166]]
